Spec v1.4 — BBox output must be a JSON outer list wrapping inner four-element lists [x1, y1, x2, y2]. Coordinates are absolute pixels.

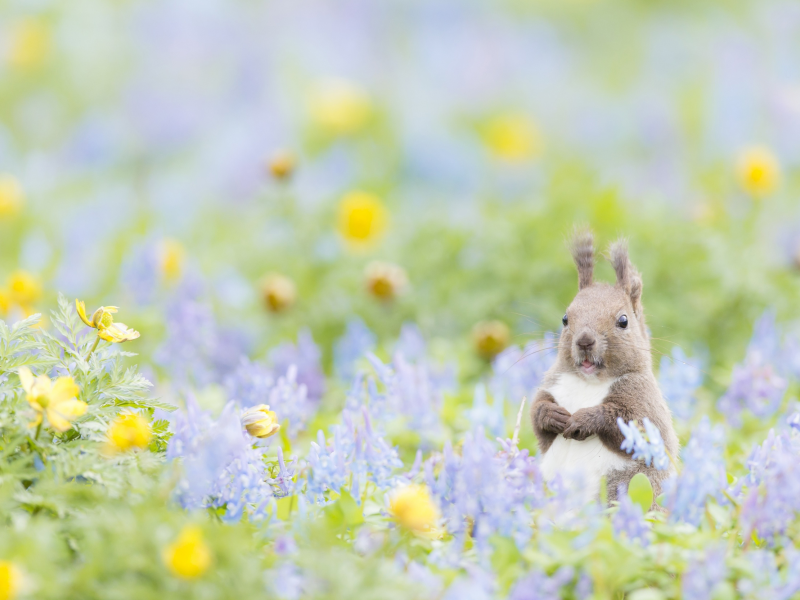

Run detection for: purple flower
[[155, 294, 247, 388], [491, 333, 557, 405], [617, 418, 669, 470], [736, 428, 800, 543], [305, 406, 403, 504], [682, 546, 727, 600], [425, 429, 546, 555], [167, 399, 275, 521], [658, 347, 704, 421], [509, 566, 575, 600], [662, 417, 727, 526], [466, 384, 506, 439], [718, 312, 788, 425], [365, 353, 445, 444], [739, 548, 800, 599], [717, 357, 787, 425], [612, 485, 650, 546], [269, 329, 326, 401], [226, 359, 317, 437], [334, 318, 377, 382], [394, 322, 427, 363]]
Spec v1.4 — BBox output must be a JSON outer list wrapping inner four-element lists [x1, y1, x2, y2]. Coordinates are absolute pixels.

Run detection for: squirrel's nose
[[575, 332, 596, 349]]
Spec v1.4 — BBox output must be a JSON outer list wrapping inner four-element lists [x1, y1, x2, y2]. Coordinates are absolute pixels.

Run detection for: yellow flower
[[736, 145, 780, 197], [0, 560, 21, 600], [76, 300, 140, 343], [260, 274, 296, 313], [163, 525, 212, 579], [338, 191, 387, 247], [159, 239, 185, 284], [472, 320, 510, 360], [8, 18, 50, 70], [389, 484, 441, 536], [18, 366, 87, 432], [241, 405, 280, 438], [0, 175, 24, 218], [0, 289, 9, 315], [7, 271, 41, 308], [267, 150, 296, 181], [365, 261, 408, 302], [483, 113, 542, 162], [107, 413, 152, 453], [309, 79, 373, 136]]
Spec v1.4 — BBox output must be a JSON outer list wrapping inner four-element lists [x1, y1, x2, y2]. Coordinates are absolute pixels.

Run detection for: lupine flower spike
[[76, 299, 140, 357]]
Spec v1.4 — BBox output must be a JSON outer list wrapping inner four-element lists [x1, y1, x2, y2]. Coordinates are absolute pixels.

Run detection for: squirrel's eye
[[617, 315, 628, 329], [562, 314, 568, 327]]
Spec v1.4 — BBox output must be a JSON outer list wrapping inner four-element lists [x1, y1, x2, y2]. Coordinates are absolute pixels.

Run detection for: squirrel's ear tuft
[[569, 227, 594, 290], [608, 238, 643, 315]]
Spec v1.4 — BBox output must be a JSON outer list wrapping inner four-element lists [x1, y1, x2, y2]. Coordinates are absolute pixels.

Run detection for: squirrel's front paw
[[534, 403, 571, 434], [562, 408, 601, 441]]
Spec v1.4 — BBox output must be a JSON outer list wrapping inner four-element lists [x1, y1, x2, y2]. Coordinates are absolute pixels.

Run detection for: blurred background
[[1, 0, 800, 418]]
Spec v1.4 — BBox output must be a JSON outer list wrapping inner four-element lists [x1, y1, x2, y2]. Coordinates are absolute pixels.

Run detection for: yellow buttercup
[[18, 366, 87, 433]]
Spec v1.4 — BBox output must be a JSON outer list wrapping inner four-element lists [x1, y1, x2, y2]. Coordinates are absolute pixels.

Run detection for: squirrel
[[530, 229, 679, 506]]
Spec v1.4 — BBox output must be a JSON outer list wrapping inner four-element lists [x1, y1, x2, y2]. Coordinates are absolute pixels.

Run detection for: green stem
[[85, 335, 101, 360], [34, 420, 43, 441]]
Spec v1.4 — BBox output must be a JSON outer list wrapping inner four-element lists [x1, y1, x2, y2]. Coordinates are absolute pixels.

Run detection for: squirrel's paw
[[535, 403, 571, 434], [562, 408, 601, 441]]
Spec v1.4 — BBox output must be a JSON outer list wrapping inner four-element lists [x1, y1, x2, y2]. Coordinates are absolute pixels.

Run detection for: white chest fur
[[540, 373, 632, 503]]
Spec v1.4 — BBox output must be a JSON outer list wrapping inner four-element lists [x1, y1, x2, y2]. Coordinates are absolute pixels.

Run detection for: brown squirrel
[[530, 229, 679, 506]]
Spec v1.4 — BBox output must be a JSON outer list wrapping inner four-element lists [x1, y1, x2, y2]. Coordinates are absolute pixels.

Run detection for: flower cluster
[[658, 346, 704, 421], [305, 406, 403, 504], [735, 425, 800, 544], [167, 399, 292, 522], [490, 334, 557, 405], [424, 429, 546, 556], [662, 417, 727, 525], [612, 486, 650, 546], [718, 311, 789, 425], [226, 360, 316, 437], [617, 418, 670, 470]]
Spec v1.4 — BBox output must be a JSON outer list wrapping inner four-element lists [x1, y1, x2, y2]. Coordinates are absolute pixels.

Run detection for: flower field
[[2, 1, 800, 599]]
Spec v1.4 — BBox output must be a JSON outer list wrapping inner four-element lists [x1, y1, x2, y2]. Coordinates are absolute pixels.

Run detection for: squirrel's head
[[558, 228, 650, 381]]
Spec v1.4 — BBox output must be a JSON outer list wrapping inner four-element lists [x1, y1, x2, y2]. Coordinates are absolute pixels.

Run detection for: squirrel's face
[[559, 284, 650, 381], [559, 229, 650, 381]]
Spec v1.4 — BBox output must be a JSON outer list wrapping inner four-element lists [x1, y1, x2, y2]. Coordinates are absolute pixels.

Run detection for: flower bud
[[163, 525, 212, 579], [389, 484, 441, 536], [365, 261, 408, 302], [261, 274, 296, 313], [107, 413, 152, 453], [268, 151, 296, 181], [472, 320, 510, 360], [241, 404, 281, 438]]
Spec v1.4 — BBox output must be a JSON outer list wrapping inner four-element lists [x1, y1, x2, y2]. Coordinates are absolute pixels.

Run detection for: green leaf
[[338, 489, 364, 526], [276, 495, 296, 521], [628, 473, 653, 513], [628, 589, 666, 600]]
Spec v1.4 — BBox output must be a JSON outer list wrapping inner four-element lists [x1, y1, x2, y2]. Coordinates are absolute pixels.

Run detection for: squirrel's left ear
[[608, 239, 643, 316]]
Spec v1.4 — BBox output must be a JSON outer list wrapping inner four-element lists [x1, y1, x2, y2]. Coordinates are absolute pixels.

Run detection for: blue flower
[[681, 546, 727, 600], [334, 318, 376, 381], [509, 566, 576, 600], [612, 485, 649, 546], [662, 417, 727, 526], [617, 417, 669, 470], [658, 346, 704, 421], [736, 427, 800, 544], [490, 333, 557, 405]]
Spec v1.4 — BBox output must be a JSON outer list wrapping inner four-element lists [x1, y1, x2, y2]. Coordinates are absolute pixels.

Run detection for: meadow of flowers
[[2, 1, 800, 599]]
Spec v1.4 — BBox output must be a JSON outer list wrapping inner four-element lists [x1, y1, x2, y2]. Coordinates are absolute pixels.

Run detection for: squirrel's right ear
[[569, 228, 594, 290]]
